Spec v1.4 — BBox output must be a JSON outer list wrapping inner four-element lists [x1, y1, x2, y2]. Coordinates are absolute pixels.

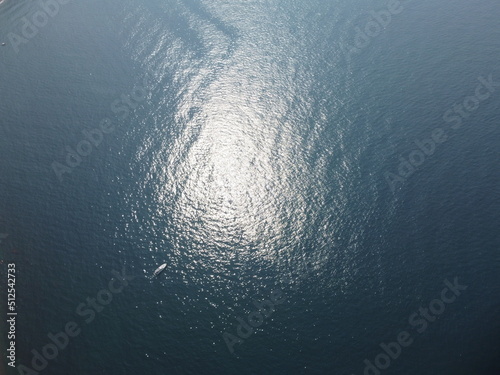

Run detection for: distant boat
[[151, 263, 167, 278]]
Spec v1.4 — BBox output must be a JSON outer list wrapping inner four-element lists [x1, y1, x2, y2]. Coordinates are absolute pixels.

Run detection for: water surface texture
[[1, 0, 499, 374]]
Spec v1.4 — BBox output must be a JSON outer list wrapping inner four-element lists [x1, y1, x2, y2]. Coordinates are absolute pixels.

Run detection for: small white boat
[[152, 263, 167, 278]]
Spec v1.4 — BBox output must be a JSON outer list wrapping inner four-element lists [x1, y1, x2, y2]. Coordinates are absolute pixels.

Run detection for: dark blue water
[[1, 0, 499, 374]]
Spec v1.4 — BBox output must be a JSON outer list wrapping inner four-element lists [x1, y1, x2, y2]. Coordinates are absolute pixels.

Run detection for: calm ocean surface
[[1, 0, 499, 374]]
